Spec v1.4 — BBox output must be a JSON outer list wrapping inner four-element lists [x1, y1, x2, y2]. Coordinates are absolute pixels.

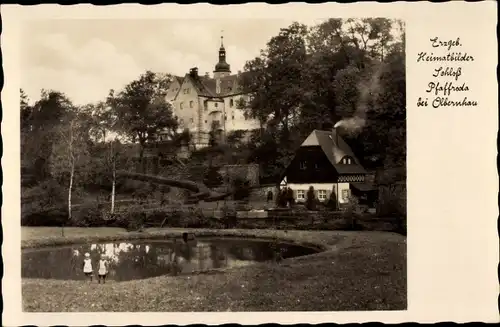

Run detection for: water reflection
[[22, 238, 318, 282]]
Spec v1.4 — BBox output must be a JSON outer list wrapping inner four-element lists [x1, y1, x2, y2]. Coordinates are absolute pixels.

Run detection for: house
[[280, 128, 376, 207], [164, 35, 260, 149]]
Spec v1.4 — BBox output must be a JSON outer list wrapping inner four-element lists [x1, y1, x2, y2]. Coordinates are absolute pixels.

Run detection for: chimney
[[237, 70, 242, 76], [189, 67, 198, 78], [332, 127, 339, 147], [205, 72, 210, 78]]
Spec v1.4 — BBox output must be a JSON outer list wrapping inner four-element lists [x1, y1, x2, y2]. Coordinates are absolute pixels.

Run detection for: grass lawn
[[22, 227, 406, 312]]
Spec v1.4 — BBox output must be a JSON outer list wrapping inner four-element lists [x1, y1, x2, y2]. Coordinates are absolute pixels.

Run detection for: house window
[[299, 161, 307, 170], [318, 190, 327, 201], [189, 101, 194, 108], [180, 102, 184, 110], [342, 189, 350, 201], [230, 99, 234, 107], [297, 190, 305, 200]]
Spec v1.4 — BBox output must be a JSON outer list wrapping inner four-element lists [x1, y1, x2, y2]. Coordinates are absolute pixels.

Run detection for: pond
[[22, 237, 319, 282]]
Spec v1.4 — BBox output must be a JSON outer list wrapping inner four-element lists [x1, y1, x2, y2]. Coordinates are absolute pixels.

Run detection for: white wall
[[284, 182, 352, 204]]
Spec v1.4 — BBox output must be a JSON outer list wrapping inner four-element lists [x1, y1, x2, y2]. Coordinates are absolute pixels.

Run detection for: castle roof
[[184, 72, 251, 98]]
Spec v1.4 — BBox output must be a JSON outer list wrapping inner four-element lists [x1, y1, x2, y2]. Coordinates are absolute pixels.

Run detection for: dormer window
[[341, 156, 353, 164]]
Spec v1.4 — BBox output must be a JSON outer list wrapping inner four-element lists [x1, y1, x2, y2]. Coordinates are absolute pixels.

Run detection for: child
[[83, 252, 93, 281], [97, 254, 108, 284]]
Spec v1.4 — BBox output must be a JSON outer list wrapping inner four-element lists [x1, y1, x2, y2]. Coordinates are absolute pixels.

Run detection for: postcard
[[1, 2, 498, 326]]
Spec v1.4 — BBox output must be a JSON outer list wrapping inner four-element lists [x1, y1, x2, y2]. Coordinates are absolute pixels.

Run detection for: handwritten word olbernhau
[[416, 37, 478, 109]]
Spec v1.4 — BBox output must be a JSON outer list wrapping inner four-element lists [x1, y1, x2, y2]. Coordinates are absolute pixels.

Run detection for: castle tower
[[213, 34, 231, 79]]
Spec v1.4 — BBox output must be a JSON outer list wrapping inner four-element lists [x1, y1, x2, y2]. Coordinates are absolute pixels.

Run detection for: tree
[[240, 22, 309, 142], [21, 90, 73, 182], [81, 100, 115, 143], [305, 186, 316, 211], [50, 111, 91, 224], [109, 71, 178, 172], [203, 166, 224, 188]]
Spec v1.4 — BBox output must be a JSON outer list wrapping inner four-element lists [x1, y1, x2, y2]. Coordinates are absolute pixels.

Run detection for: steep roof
[[301, 129, 367, 175], [174, 76, 184, 84], [182, 72, 251, 98]]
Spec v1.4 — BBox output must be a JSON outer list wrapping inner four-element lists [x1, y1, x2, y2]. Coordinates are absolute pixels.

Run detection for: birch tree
[[50, 113, 90, 224]]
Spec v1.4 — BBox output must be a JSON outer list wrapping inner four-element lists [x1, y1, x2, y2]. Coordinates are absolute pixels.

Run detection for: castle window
[[215, 102, 218, 108], [180, 102, 184, 109], [189, 101, 194, 108], [230, 99, 234, 107], [299, 161, 307, 170], [232, 115, 235, 120]]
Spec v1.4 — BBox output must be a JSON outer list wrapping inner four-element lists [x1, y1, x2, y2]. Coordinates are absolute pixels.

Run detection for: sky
[[21, 19, 323, 106]]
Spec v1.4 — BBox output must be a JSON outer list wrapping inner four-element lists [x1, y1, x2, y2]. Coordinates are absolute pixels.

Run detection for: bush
[[232, 177, 250, 201], [285, 187, 295, 206], [325, 189, 338, 211], [305, 186, 316, 210], [276, 189, 288, 207], [70, 202, 106, 227], [203, 166, 224, 188], [21, 205, 68, 227]]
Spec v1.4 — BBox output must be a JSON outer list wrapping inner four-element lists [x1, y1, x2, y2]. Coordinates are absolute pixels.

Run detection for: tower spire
[[214, 30, 231, 77]]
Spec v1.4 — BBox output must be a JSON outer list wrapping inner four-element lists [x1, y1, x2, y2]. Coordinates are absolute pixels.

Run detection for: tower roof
[[214, 33, 231, 73]]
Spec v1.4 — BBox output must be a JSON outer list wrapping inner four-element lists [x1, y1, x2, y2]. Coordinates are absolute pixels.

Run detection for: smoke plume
[[335, 63, 385, 136]]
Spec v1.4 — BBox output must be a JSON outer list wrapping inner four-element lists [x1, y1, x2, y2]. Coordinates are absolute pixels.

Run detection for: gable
[[166, 77, 182, 102], [296, 129, 367, 175]]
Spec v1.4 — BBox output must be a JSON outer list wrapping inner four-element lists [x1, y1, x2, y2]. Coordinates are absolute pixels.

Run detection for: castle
[[165, 36, 260, 148]]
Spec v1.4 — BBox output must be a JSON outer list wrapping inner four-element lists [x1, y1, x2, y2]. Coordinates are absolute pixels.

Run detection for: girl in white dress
[[97, 255, 108, 284], [83, 252, 93, 281]]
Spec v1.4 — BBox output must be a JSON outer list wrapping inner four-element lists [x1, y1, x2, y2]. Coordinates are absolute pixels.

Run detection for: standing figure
[[83, 253, 93, 282], [97, 255, 108, 284]]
